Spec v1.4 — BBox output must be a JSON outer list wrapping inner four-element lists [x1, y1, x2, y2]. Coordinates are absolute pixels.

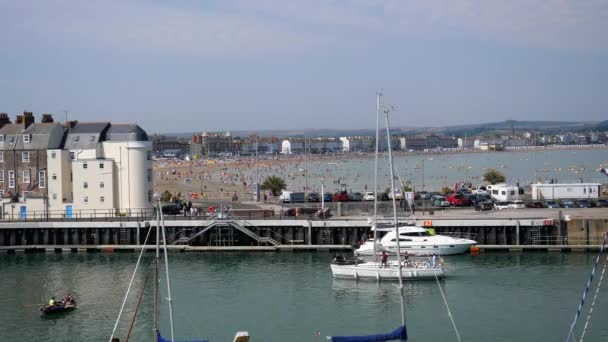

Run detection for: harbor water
[[1, 252, 607, 341]]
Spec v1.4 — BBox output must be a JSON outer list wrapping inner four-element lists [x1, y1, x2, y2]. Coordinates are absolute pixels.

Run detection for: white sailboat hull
[[330, 262, 445, 280]]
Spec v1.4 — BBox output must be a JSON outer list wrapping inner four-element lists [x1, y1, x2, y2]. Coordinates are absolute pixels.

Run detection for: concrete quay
[[0, 207, 605, 253]]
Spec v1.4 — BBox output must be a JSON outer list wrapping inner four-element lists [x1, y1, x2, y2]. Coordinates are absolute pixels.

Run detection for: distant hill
[[159, 120, 602, 138]]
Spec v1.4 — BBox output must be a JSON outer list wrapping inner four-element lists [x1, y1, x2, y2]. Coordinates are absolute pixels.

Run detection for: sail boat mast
[[159, 200, 175, 341], [385, 106, 406, 327], [154, 205, 160, 342], [373, 90, 382, 245]]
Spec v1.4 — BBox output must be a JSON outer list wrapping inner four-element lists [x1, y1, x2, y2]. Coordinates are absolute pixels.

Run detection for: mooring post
[[307, 220, 312, 245], [137, 221, 141, 245], [516, 220, 520, 245]]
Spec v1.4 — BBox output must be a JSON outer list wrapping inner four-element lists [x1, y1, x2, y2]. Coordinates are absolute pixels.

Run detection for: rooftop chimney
[[41, 114, 54, 123], [0, 113, 11, 128], [15, 115, 23, 124], [67, 120, 78, 129], [23, 111, 35, 128]]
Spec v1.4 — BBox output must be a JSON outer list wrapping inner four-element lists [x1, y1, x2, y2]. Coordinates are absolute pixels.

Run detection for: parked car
[[432, 195, 450, 207], [323, 193, 333, 202], [307, 192, 320, 202], [561, 199, 576, 208], [363, 192, 375, 201], [545, 200, 560, 208], [162, 204, 182, 215], [417, 191, 432, 200], [471, 186, 489, 196], [494, 201, 510, 210], [333, 190, 349, 202], [575, 199, 591, 208], [387, 189, 403, 200], [349, 192, 363, 201], [596, 199, 608, 208], [446, 193, 471, 206], [527, 201, 545, 208], [378, 192, 389, 201], [508, 200, 526, 209], [475, 201, 494, 211]]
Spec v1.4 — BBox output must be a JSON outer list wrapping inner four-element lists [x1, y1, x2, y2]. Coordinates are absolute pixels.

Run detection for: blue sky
[[1, 0, 607, 133]]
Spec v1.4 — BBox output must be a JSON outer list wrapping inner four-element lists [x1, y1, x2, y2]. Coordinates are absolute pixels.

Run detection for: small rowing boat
[[40, 302, 77, 315]]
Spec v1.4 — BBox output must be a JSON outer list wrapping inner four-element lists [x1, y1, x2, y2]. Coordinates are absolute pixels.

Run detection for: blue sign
[[66, 205, 73, 219]]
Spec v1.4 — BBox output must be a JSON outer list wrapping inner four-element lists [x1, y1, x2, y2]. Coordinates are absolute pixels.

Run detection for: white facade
[[72, 159, 115, 212], [46, 149, 73, 216], [281, 140, 291, 154], [102, 140, 153, 212]]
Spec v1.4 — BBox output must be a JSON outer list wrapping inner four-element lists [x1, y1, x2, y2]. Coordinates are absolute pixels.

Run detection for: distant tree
[[483, 169, 506, 185], [161, 190, 173, 202], [262, 176, 286, 196], [440, 186, 454, 195]]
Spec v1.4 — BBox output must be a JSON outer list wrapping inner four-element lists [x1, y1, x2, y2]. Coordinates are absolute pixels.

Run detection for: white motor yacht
[[357, 226, 477, 256]]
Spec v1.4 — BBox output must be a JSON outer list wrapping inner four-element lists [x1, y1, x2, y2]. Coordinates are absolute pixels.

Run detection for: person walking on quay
[[381, 251, 388, 268]]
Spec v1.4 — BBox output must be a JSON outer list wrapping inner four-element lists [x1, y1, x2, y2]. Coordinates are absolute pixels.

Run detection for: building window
[[148, 190, 153, 202], [23, 134, 30, 143], [147, 151, 152, 160], [0, 135, 4, 143], [52, 193, 57, 200], [0, 189, 4, 196], [84, 182, 88, 189], [99, 163, 104, 169], [0, 170, 3, 183], [100, 181, 104, 189], [83, 196, 88, 204], [8, 171, 15, 188], [90, 136, 96, 142], [52, 173, 57, 180], [70, 151, 75, 160], [23, 169, 30, 184], [100, 196, 105, 203], [73, 136, 80, 142], [51, 151, 56, 159], [39, 171, 46, 188], [23, 191, 29, 200], [83, 162, 88, 169], [147, 168, 152, 183], [22, 151, 30, 163], [0, 151, 3, 162]]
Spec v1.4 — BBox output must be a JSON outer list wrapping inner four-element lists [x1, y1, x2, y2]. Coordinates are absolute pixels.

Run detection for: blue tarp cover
[[331, 326, 407, 342], [158, 331, 209, 342]]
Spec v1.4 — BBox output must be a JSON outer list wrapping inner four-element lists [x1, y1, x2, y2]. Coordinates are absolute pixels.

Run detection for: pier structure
[[0, 211, 605, 253]]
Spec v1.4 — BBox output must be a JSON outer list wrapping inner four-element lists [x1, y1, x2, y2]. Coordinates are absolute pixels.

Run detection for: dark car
[[307, 192, 320, 202], [475, 201, 494, 211], [596, 199, 608, 208], [545, 200, 559, 208], [378, 192, 389, 201], [561, 199, 575, 208], [527, 201, 545, 208], [323, 193, 333, 202], [575, 199, 591, 208], [349, 192, 363, 201], [162, 204, 182, 215]]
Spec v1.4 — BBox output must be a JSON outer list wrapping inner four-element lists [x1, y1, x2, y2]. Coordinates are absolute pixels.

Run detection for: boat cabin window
[[400, 231, 431, 237], [391, 238, 412, 242]]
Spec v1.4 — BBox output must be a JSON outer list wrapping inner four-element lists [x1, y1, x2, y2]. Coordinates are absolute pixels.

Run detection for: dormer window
[[90, 136, 96, 142], [73, 136, 80, 142], [23, 134, 30, 143]]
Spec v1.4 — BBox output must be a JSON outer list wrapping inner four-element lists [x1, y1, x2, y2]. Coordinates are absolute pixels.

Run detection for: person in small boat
[[63, 293, 74, 306], [381, 251, 388, 268], [48, 297, 56, 307]]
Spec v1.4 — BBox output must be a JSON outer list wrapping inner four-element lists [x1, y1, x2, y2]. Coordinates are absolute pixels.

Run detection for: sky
[[1, 0, 607, 133]]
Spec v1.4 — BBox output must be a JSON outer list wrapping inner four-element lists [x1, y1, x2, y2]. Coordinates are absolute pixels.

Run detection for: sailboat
[[109, 199, 249, 342], [328, 97, 410, 341]]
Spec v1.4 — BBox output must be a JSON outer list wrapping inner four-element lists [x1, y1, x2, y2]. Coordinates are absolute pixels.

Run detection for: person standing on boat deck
[[381, 251, 388, 268], [48, 297, 55, 306]]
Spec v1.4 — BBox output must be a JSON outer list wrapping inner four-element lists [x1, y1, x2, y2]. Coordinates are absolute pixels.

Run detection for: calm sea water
[[253, 149, 608, 192], [1, 252, 607, 342]]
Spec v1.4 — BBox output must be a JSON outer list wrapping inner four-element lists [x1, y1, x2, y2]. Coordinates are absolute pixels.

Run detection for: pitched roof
[[0, 123, 65, 150]]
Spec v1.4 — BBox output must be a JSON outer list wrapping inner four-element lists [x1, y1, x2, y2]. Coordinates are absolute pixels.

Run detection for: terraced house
[[0, 112, 153, 220]]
